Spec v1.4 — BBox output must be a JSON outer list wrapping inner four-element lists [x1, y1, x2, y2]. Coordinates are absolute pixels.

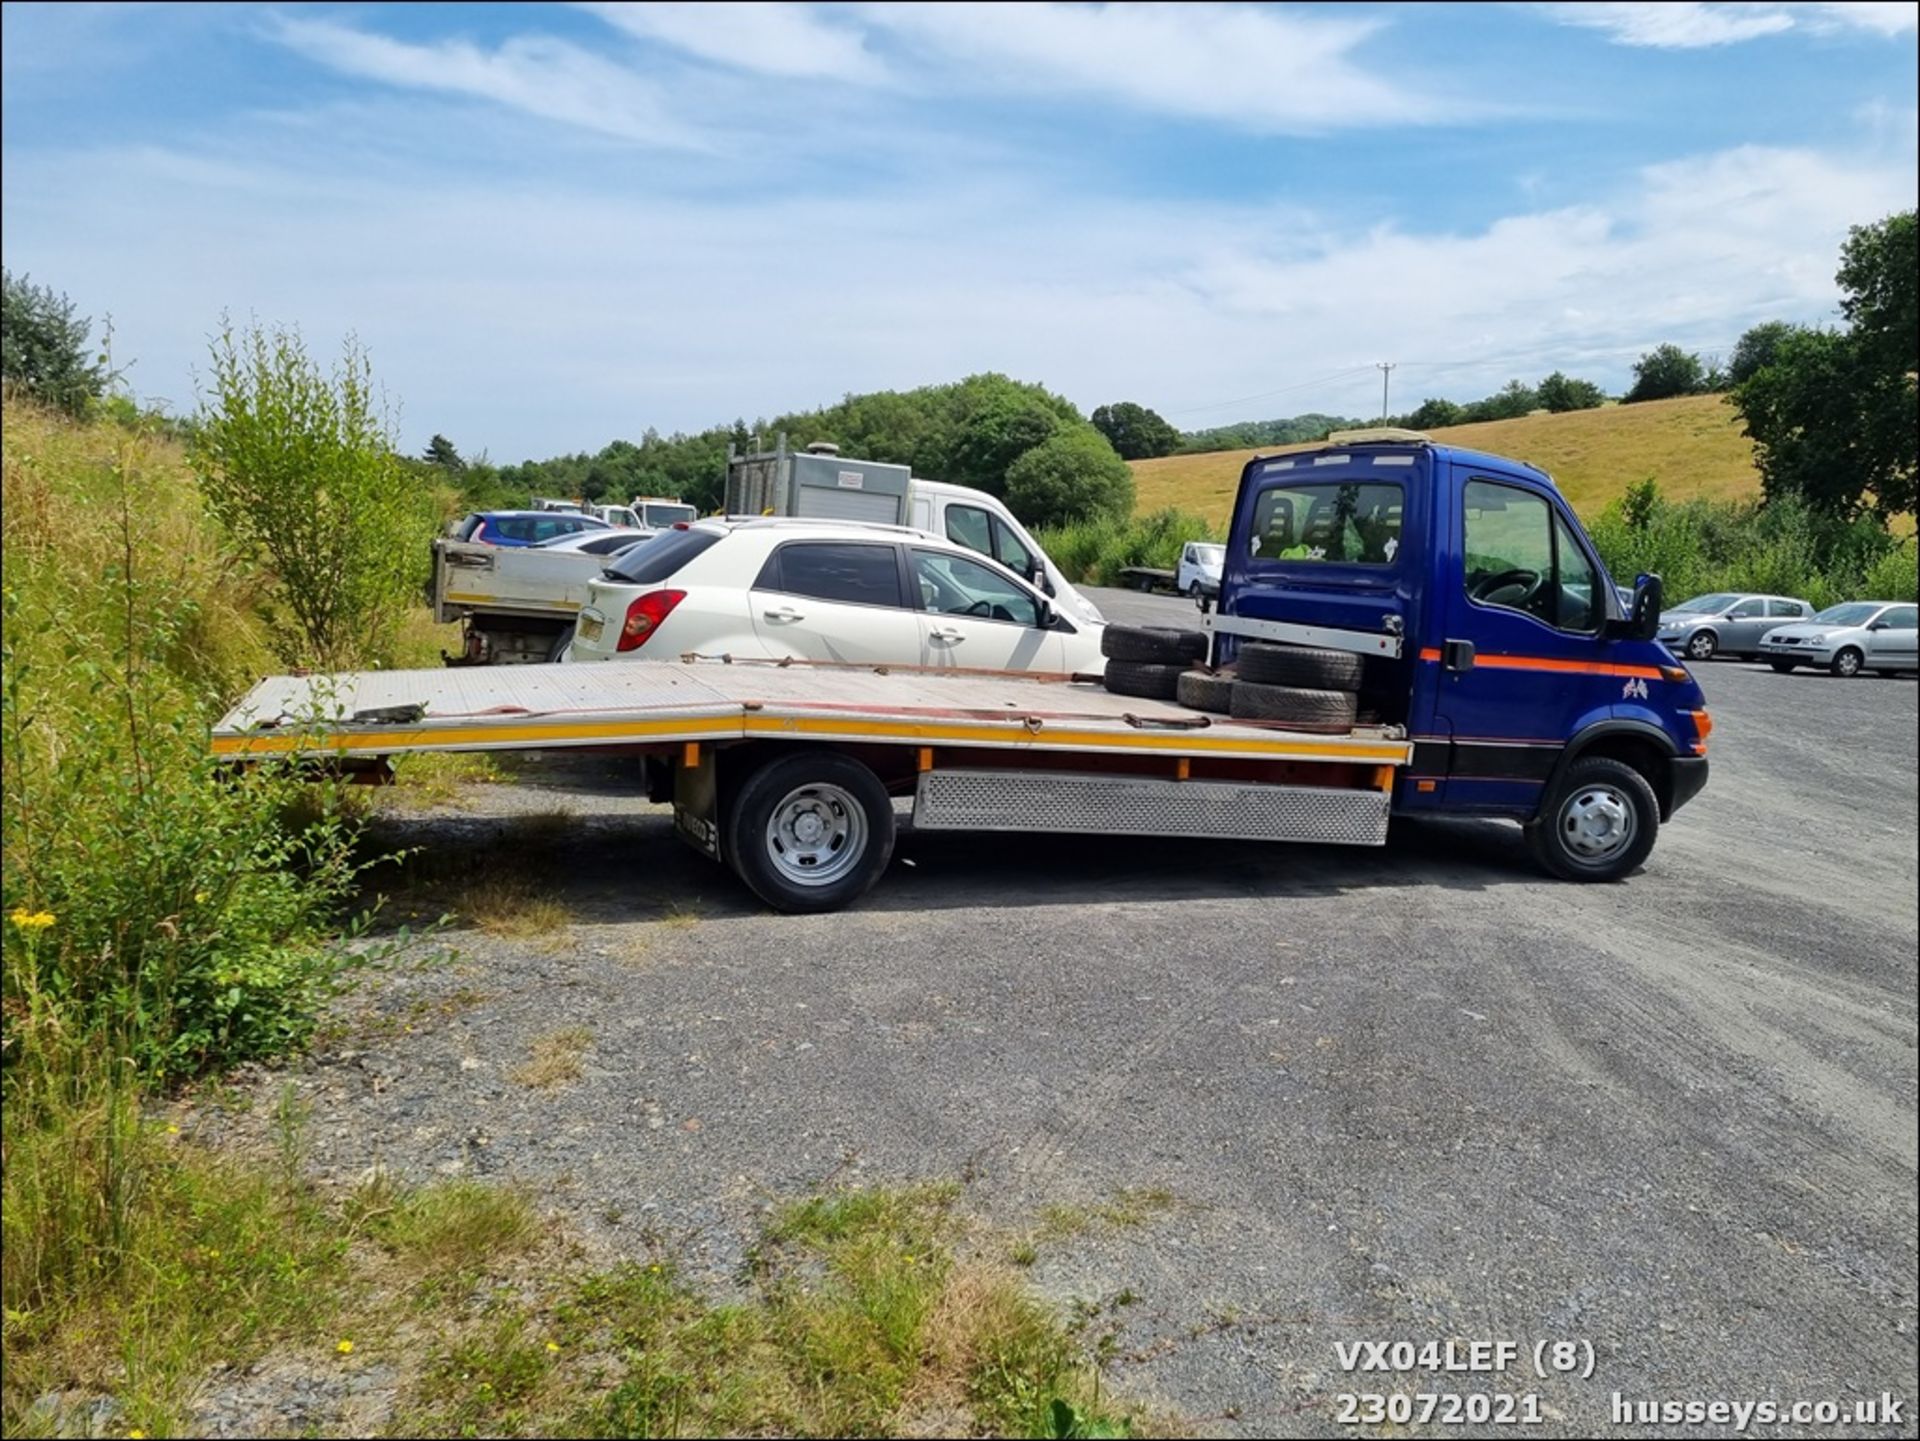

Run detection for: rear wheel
[[1768, 659, 1796, 674], [1525, 756, 1659, 882], [725, 753, 895, 913], [1830, 647, 1863, 678], [1685, 629, 1718, 662], [548, 623, 576, 664]]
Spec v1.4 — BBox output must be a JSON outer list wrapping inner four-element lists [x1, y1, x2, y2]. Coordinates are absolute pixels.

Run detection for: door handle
[[762, 607, 804, 623], [1442, 639, 1476, 672], [928, 628, 964, 644]]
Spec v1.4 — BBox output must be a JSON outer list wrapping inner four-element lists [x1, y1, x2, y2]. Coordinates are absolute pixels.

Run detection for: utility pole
[[1376, 362, 1396, 423]]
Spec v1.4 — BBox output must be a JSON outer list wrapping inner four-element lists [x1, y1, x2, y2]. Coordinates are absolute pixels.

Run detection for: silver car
[[1655, 592, 1815, 662], [1758, 601, 1919, 677]]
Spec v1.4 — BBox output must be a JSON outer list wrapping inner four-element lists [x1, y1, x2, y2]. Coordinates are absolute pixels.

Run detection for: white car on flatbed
[[565, 518, 1107, 675]]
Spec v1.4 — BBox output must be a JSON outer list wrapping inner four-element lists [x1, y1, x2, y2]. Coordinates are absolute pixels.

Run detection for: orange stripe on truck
[[1417, 648, 1666, 681]]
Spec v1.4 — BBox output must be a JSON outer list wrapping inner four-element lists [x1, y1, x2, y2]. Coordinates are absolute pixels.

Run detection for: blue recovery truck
[[213, 435, 1709, 911], [1206, 434, 1710, 882]]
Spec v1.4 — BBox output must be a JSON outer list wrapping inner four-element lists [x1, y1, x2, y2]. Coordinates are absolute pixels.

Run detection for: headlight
[[1805, 634, 1825, 645]]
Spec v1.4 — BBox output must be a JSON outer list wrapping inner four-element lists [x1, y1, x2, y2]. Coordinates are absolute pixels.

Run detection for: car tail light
[[616, 589, 686, 651]]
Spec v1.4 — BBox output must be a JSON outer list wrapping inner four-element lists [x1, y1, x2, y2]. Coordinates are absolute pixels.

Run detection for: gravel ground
[[200, 588, 1918, 1437]]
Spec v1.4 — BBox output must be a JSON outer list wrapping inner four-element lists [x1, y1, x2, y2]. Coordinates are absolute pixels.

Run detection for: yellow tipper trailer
[[214, 659, 1411, 912]]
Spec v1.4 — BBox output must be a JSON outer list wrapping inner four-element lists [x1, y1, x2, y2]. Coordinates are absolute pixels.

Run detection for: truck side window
[[1463, 481, 1599, 633], [945, 505, 994, 559], [992, 518, 1035, 578], [1249, 482, 1402, 564]]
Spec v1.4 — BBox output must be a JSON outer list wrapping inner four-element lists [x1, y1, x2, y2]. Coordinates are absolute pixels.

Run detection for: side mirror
[[1868, 621, 1890, 632], [1611, 573, 1663, 641], [1036, 599, 1057, 629]]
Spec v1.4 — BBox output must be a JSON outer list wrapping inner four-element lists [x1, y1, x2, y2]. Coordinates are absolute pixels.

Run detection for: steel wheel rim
[[766, 783, 867, 887], [1687, 632, 1715, 660], [1559, 784, 1636, 862]]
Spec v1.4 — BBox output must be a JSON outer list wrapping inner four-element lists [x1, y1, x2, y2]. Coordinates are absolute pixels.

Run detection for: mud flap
[[673, 753, 722, 862]]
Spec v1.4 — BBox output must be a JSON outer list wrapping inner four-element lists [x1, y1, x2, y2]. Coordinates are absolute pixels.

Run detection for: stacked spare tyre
[[1101, 627, 1363, 735]]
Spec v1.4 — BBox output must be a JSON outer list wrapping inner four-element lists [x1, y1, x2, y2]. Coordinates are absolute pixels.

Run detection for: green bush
[[1, 270, 105, 416], [1036, 508, 1216, 585], [1585, 478, 1908, 610], [192, 321, 441, 669], [1005, 427, 1135, 529]]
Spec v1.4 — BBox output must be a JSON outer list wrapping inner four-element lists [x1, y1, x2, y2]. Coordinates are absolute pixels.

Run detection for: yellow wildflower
[[546, 1341, 560, 1353], [194, 890, 209, 905], [129, 1431, 148, 1439], [9, 909, 55, 931], [336, 1339, 354, 1356]]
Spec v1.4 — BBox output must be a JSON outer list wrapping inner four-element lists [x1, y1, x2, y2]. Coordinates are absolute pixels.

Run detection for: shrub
[[1005, 427, 1134, 529], [1036, 508, 1215, 585], [0, 270, 105, 416], [191, 321, 440, 669]]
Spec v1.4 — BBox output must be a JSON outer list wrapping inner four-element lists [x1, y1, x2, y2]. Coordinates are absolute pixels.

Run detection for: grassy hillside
[[1134, 393, 1759, 530]]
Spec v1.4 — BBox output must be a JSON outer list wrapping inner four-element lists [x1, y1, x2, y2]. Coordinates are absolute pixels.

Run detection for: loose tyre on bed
[[1227, 682, 1357, 733], [1234, 641, 1364, 690], [1524, 755, 1659, 882], [1103, 660, 1187, 700], [1175, 669, 1234, 713], [1100, 625, 1208, 665], [725, 752, 896, 913]]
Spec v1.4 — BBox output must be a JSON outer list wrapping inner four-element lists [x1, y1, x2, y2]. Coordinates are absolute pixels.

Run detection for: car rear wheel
[[1685, 629, 1718, 662], [1768, 659, 1796, 673], [1830, 647, 1863, 678], [1525, 756, 1659, 882], [725, 753, 895, 913]]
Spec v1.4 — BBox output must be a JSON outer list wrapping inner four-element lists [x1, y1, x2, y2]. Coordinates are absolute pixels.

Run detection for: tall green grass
[[1036, 507, 1217, 585], [1586, 479, 1915, 610]]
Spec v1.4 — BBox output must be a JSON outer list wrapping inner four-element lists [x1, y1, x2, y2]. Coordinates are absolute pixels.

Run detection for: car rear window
[[603, 527, 725, 584], [758, 542, 905, 607]]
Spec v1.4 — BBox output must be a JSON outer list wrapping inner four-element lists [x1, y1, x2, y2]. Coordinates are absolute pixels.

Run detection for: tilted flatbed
[[214, 658, 1410, 912]]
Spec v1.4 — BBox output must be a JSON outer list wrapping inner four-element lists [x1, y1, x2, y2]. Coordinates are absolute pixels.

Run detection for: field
[[1132, 393, 1759, 531]]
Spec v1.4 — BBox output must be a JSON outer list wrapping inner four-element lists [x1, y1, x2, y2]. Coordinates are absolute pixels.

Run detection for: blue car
[[455, 510, 612, 548]]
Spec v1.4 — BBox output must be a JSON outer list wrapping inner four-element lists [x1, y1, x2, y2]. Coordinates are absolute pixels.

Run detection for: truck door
[[1423, 472, 1627, 816]]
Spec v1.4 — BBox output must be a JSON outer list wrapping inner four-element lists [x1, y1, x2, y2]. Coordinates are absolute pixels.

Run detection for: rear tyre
[[725, 752, 895, 914], [1227, 682, 1357, 733], [1103, 660, 1187, 700], [1830, 647, 1863, 678], [1100, 626, 1208, 665], [1235, 641, 1365, 690], [1525, 756, 1659, 882], [1175, 669, 1234, 713], [548, 624, 577, 664], [1768, 659, 1796, 674], [1685, 629, 1718, 662]]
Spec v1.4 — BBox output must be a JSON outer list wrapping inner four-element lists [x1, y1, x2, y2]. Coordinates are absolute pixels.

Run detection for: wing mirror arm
[[1608, 573, 1663, 641]]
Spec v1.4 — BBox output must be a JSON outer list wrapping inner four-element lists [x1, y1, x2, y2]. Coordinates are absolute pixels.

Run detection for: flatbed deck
[[212, 658, 1410, 766]]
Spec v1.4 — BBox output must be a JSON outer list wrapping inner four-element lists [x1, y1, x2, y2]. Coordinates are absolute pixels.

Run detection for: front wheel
[[1187, 581, 1203, 599], [1830, 647, 1863, 678], [1768, 659, 1796, 674], [1685, 629, 1718, 662], [1525, 756, 1660, 882], [725, 752, 896, 913]]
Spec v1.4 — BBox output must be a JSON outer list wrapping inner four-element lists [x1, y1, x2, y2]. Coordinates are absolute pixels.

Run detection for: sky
[[2, 2, 1916, 463]]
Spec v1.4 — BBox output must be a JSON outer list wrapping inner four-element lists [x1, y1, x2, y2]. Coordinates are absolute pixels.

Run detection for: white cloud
[[581, 1, 888, 82], [270, 16, 709, 148], [864, 2, 1472, 131], [8, 124, 1909, 459], [1547, 2, 1917, 48]]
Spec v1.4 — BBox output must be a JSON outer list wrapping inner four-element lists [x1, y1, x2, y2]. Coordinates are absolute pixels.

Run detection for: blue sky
[[3, 2, 1915, 462]]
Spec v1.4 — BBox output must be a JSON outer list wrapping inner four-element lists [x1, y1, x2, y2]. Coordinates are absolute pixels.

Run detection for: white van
[[906, 478, 1104, 627]]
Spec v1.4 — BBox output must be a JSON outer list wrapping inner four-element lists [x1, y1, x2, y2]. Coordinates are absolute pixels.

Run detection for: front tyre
[[1830, 647, 1863, 678], [1768, 659, 1796, 674], [725, 752, 895, 913], [1685, 629, 1718, 662], [1525, 756, 1660, 882]]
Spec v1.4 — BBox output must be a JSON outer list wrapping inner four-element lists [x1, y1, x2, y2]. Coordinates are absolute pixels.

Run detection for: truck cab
[[1217, 439, 1708, 879]]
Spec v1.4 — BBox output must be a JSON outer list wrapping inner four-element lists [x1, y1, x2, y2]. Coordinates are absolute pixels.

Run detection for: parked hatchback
[[456, 510, 612, 548], [1759, 601, 1918, 677], [564, 519, 1105, 673], [1655, 592, 1814, 662]]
